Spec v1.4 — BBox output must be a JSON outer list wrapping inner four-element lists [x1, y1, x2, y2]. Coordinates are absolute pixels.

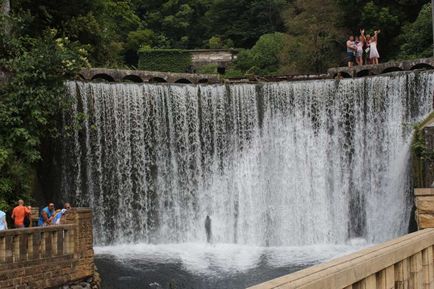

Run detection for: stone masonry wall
[[0, 208, 94, 289], [414, 115, 434, 230]]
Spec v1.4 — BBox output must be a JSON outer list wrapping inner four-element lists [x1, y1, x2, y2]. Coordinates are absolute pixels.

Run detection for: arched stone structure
[[356, 70, 370, 77], [175, 78, 193, 84], [122, 75, 143, 83], [79, 68, 220, 84], [91, 73, 115, 82], [411, 63, 434, 70], [198, 78, 209, 83], [381, 67, 402, 74], [77, 74, 86, 80], [328, 58, 434, 79], [148, 77, 167, 83]]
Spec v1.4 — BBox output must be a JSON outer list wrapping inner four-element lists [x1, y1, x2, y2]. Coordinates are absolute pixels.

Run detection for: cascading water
[[60, 71, 434, 247]]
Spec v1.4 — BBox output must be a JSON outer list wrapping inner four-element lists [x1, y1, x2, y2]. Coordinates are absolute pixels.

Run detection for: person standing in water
[[205, 215, 212, 243]]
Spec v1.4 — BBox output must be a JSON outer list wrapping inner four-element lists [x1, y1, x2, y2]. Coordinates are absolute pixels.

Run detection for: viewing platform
[[77, 58, 434, 85], [249, 228, 434, 289], [0, 208, 96, 289], [328, 58, 434, 79]]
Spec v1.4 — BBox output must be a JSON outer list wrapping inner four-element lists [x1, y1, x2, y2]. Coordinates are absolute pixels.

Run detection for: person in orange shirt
[[11, 199, 31, 228]]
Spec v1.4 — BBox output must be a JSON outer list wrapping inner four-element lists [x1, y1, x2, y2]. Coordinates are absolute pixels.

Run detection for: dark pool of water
[[96, 255, 307, 289], [94, 243, 365, 289]]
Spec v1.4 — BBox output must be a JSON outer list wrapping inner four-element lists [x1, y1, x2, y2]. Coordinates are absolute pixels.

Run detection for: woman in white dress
[[369, 30, 380, 65]]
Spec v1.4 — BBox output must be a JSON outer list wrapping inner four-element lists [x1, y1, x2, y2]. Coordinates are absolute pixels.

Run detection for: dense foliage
[[0, 14, 88, 210], [8, 0, 433, 73], [138, 49, 192, 72], [398, 3, 433, 60]]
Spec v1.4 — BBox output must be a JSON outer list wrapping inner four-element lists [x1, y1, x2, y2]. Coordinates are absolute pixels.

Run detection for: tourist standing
[[38, 203, 55, 226], [346, 35, 356, 67], [355, 30, 365, 65], [11, 199, 31, 228], [364, 34, 371, 64], [0, 209, 7, 231], [369, 30, 380, 65]]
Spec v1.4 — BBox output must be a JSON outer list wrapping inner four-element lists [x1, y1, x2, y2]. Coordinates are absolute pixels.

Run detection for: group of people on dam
[[346, 29, 381, 67], [0, 200, 72, 230]]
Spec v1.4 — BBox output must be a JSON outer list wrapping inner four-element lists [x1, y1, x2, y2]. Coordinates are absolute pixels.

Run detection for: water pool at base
[[95, 242, 368, 289]]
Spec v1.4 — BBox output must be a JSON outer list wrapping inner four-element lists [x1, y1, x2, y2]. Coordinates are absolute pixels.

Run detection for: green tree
[[125, 28, 156, 66], [12, 0, 139, 66], [235, 32, 291, 75], [282, 0, 344, 73], [133, 0, 212, 49], [0, 15, 88, 210], [205, 0, 288, 48], [398, 3, 433, 59], [208, 36, 223, 49]]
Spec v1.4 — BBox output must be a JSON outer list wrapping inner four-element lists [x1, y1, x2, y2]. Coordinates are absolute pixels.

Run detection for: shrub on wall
[[138, 49, 192, 72]]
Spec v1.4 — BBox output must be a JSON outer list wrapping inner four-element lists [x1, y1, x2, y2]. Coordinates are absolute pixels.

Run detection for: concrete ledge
[[247, 229, 434, 289]]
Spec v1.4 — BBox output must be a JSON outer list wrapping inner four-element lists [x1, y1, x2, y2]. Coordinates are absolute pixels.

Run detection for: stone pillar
[[415, 189, 434, 229], [63, 208, 95, 279]]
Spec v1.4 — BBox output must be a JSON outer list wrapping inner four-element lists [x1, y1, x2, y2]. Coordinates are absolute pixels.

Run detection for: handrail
[[0, 223, 77, 264], [0, 224, 76, 236], [248, 229, 434, 289]]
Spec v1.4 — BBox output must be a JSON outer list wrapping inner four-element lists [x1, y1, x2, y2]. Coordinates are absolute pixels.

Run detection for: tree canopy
[[7, 0, 433, 72]]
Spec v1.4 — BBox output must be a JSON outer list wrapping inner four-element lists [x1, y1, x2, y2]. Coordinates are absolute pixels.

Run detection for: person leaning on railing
[[38, 203, 55, 226]]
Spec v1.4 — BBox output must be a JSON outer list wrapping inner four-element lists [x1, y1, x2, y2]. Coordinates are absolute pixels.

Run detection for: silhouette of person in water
[[205, 215, 212, 243]]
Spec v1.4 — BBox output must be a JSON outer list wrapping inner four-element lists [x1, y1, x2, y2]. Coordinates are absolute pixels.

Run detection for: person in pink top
[[355, 30, 365, 66]]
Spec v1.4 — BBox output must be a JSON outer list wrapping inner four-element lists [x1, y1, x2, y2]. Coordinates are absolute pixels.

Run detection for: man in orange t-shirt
[[11, 199, 31, 228]]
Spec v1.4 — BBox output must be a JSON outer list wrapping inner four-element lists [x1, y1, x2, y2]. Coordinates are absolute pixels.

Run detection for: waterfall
[[60, 71, 434, 246]]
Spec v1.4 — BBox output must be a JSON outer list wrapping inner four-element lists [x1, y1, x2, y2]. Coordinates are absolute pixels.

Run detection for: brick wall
[[0, 208, 94, 289]]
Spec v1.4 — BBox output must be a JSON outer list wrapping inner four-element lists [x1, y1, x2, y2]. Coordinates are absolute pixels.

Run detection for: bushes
[[398, 3, 433, 60], [197, 64, 218, 74], [234, 32, 290, 75], [138, 49, 192, 72]]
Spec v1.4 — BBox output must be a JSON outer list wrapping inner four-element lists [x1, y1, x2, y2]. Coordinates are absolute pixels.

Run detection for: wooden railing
[[0, 224, 75, 263], [248, 229, 434, 289]]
